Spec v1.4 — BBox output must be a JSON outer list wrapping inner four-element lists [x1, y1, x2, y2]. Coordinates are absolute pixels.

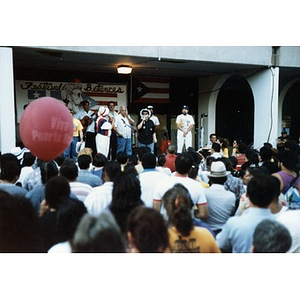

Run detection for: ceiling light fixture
[[117, 65, 132, 74]]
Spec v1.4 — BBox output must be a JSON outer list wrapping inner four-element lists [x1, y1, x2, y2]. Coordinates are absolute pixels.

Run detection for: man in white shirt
[[114, 106, 135, 156], [84, 161, 121, 216], [153, 152, 208, 220], [176, 105, 195, 153], [139, 152, 168, 207], [203, 161, 236, 234]]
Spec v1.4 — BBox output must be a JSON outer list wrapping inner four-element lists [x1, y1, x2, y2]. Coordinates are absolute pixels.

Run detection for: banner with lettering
[[15, 81, 127, 122]]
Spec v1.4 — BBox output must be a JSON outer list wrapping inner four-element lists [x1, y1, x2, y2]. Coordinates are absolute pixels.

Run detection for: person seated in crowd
[[84, 161, 121, 216], [272, 149, 299, 195], [71, 212, 126, 253], [0, 160, 28, 197], [0, 191, 42, 252], [210, 142, 222, 159], [126, 206, 169, 253], [156, 155, 172, 176], [153, 153, 208, 221], [25, 160, 59, 216], [216, 174, 276, 253], [252, 219, 292, 253], [203, 161, 236, 235], [89, 153, 107, 182], [48, 199, 87, 253], [115, 151, 129, 172], [16, 151, 36, 187], [110, 169, 144, 234], [39, 175, 74, 252], [59, 158, 92, 202], [139, 152, 168, 208], [164, 144, 177, 173], [77, 154, 102, 187], [162, 183, 221, 253]]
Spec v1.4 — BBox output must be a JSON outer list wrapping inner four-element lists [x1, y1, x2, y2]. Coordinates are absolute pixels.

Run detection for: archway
[[216, 75, 254, 146], [282, 79, 300, 141]]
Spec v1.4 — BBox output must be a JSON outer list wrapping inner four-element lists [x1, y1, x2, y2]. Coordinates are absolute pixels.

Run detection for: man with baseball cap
[[176, 105, 195, 153]]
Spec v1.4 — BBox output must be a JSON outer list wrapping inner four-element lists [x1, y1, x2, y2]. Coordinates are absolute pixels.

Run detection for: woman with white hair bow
[[95, 106, 114, 158]]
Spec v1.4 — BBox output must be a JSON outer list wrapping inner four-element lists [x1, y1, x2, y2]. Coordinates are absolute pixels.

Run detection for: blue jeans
[[64, 136, 79, 162], [117, 136, 132, 156], [137, 141, 154, 154]]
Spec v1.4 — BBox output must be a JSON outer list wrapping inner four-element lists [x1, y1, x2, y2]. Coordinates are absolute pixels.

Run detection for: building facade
[[1, 46, 300, 154]]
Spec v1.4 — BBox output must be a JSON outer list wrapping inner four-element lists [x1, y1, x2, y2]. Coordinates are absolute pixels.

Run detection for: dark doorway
[[216, 75, 254, 146], [282, 80, 300, 141]]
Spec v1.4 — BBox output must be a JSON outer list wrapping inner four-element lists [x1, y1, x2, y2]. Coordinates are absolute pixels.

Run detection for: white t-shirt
[[276, 209, 300, 253], [176, 114, 195, 130], [153, 174, 207, 219], [84, 182, 113, 216], [139, 170, 169, 207], [150, 115, 160, 126]]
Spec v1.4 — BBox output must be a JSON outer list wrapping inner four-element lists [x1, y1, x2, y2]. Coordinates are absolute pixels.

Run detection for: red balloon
[[20, 97, 73, 161]]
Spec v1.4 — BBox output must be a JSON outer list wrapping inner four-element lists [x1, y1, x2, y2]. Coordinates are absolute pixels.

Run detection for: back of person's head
[[72, 212, 126, 253], [218, 157, 234, 172], [253, 219, 292, 253], [270, 175, 281, 199], [59, 158, 78, 181], [247, 174, 277, 207], [175, 153, 194, 174], [211, 142, 221, 152], [54, 154, 66, 167], [103, 160, 121, 181], [137, 146, 151, 161], [111, 170, 142, 210], [56, 199, 87, 243], [141, 152, 156, 169], [127, 206, 169, 253], [188, 163, 199, 180], [38, 160, 59, 184], [157, 155, 166, 167], [92, 153, 107, 168], [187, 147, 201, 164], [22, 152, 36, 167], [245, 148, 259, 165], [0, 153, 19, 168], [45, 175, 70, 209], [116, 151, 128, 165], [77, 154, 92, 170], [0, 161, 21, 182], [278, 150, 299, 171], [262, 161, 280, 174], [167, 144, 176, 154], [284, 140, 299, 152], [238, 143, 248, 154], [111, 170, 143, 232], [205, 156, 216, 170], [162, 183, 194, 237], [259, 146, 273, 161], [0, 191, 42, 252], [228, 156, 238, 169]]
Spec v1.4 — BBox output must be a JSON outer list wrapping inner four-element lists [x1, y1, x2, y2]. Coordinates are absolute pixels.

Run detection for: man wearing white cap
[[203, 161, 236, 235], [95, 106, 114, 158], [176, 105, 195, 153]]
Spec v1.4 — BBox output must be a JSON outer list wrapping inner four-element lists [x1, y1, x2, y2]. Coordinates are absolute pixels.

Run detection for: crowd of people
[[0, 100, 299, 253]]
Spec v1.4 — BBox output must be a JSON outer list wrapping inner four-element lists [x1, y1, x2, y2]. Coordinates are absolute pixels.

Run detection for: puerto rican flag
[[130, 76, 170, 104]]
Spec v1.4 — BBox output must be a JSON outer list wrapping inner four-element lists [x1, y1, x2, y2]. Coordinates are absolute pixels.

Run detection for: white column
[[248, 67, 279, 149], [0, 47, 16, 153]]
